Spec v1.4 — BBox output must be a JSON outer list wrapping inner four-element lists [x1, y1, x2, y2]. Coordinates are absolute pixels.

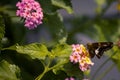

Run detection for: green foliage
[[51, 44, 72, 74], [112, 52, 120, 71], [39, 0, 73, 14], [51, 43, 72, 57], [39, 0, 73, 44], [0, 15, 5, 41], [51, 0, 73, 14], [0, 0, 120, 80], [63, 62, 83, 79], [44, 12, 67, 44], [111, 46, 120, 71], [0, 15, 5, 49], [16, 43, 50, 60], [112, 52, 120, 70], [0, 60, 21, 80], [39, 0, 58, 13], [5, 43, 75, 79]]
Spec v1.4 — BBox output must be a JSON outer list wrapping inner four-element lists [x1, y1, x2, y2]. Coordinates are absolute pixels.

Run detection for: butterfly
[[86, 42, 113, 59]]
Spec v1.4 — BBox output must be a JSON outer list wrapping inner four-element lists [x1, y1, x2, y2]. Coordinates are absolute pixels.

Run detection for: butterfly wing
[[87, 47, 95, 58], [95, 42, 113, 58], [87, 42, 113, 59], [87, 43, 98, 58], [95, 47, 105, 58]]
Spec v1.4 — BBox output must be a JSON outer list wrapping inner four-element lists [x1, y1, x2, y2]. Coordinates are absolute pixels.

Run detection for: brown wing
[[87, 42, 113, 59], [87, 43, 98, 58]]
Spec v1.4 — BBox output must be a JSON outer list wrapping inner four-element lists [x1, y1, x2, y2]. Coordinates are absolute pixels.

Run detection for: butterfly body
[[87, 42, 113, 59]]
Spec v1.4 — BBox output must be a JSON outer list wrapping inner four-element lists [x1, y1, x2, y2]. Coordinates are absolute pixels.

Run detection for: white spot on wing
[[95, 47, 100, 55]]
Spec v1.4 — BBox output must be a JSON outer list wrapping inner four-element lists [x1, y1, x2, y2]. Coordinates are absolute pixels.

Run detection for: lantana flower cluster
[[16, 0, 43, 29], [70, 44, 94, 71]]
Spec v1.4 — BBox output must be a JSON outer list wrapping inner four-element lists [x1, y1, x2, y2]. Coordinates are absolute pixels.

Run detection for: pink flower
[[70, 44, 94, 71], [72, 44, 82, 54], [79, 63, 90, 71], [16, 0, 43, 29], [70, 52, 80, 63]]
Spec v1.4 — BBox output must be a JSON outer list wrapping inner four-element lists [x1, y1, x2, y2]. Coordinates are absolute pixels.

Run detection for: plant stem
[[35, 59, 68, 80], [49, 60, 68, 70], [35, 67, 48, 80]]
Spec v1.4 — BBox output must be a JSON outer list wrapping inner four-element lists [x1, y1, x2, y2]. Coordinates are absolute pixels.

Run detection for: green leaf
[[0, 15, 5, 49], [2, 44, 17, 51], [39, 0, 73, 14], [63, 62, 84, 79], [16, 43, 50, 60], [0, 60, 21, 80], [45, 12, 67, 44], [41, 70, 67, 80], [51, 44, 72, 58], [51, 0, 73, 14], [51, 44, 72, 74], [39, 0, 58, 13], [49, 44, 72, 74]]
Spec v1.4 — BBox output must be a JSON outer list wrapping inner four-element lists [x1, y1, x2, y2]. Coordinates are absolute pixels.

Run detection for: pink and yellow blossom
[[70, 44, 94, 71]]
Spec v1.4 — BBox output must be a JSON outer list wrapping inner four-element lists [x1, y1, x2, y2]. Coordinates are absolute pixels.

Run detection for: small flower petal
[[70, 52, 80, 63]]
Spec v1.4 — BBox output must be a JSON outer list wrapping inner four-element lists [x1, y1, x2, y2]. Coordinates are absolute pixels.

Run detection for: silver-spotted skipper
[[87, 42, 113, 59]]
